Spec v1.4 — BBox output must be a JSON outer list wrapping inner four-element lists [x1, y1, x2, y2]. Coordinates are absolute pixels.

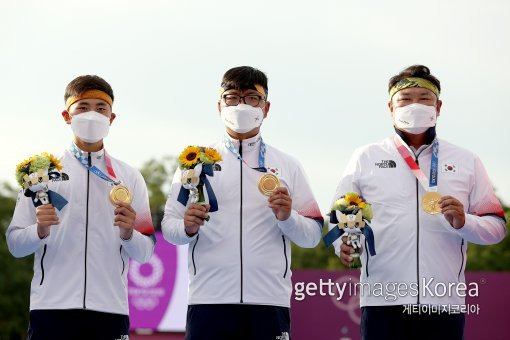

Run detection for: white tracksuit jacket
[[6, 144, 155, 315], [331, 131, 507, 307], [162, 133, 324, 307]]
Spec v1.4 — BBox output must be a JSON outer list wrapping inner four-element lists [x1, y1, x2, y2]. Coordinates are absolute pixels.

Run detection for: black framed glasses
[[222, 94, 265, 107]]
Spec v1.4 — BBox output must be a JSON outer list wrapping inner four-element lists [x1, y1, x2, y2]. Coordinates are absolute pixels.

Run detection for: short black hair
[[221, 66, 268, 98], [64, 75, 114, 103], [388, 65, 441, 93]]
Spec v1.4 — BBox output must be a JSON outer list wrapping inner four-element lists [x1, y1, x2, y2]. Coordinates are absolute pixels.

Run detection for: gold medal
[[258, 174, 280, 196], [422, 191, 442, 214], [109, 185, 132, 205]]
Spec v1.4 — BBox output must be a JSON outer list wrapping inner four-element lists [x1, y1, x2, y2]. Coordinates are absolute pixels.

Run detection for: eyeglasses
[[222, 94, 265, 107]]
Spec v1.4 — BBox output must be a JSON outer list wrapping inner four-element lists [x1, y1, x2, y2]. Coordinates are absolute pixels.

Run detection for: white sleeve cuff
[[277, 210, 299, 232], [120, 228, 141, 245], [29, 223, 47, 242], [120, 229, 155, 263], [453, 213, 477, 239], [179, 219, 198, 242]]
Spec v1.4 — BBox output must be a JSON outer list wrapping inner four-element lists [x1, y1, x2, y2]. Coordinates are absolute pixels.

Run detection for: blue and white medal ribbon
[[69, 143, 121, 186], [222, 135, 267, 173]]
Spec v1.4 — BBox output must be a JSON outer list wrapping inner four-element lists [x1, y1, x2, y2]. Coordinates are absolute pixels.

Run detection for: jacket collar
[[70, 142, 105, 162], [394, 126, 437, 154], [394, 126, 436, 145], [224, 132, 262, 154]]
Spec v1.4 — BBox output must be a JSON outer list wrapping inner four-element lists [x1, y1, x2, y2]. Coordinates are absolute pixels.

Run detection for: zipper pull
[[87, 153, 92, 167], [239, 140, 243, 157]]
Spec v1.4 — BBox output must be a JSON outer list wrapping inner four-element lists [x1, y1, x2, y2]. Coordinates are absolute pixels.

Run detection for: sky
[[1, 0, 509, 212]]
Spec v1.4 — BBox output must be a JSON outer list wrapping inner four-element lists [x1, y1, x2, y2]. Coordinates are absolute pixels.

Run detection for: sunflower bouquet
[[15, 153, 68, 210], [323, 192, 376, 269], [176, 146, 222, 215]]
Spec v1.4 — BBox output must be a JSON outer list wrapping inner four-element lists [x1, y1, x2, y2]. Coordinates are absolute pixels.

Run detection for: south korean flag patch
[[267, 167, 281, 177], [443, 163, 457, 173]]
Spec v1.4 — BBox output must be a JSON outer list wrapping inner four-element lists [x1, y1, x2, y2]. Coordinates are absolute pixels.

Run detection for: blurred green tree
[[291, 220, 345, 270], [466, 206, 510, 271], [139, 156, 177, 231]]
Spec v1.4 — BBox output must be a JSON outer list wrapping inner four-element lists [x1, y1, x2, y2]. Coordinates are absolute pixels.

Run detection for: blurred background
[[1, 0, 509, 339]]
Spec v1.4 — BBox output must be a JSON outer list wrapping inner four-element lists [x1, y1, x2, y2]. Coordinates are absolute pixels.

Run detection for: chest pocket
[[359, 159, 414, 210], [437, 171, 471, 211]]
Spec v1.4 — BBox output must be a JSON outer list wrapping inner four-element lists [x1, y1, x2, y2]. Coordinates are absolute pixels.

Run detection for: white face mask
[[220, 104, 264, 134], [393, 103, 437, 134], [71, 111, 110, 143]]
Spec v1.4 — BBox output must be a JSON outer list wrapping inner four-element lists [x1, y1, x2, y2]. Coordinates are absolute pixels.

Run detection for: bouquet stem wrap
[[177, 163, 218, 212]]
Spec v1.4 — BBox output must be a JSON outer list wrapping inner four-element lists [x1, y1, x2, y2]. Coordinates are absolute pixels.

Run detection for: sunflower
[[204, 148, 222, 162], [15, 162, 31, 187], [331, 191, 373, 222], [179, 146, 201, 168], [16, 158, 32, 172], [48, 154, 63, 171], [344, 192, 363, 207]]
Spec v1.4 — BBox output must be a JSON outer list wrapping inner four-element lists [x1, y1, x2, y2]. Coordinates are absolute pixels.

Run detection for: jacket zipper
[[415, 154, 423, 304], [458, 239, 465, 280], [239, 141, 244, 303], [415, 167, 420, 305], [413, 149, 428, 305], [192, 234, 200, 275], [120, 245, 125, 275], [364, 238, 369, 278], [39, 244, 47, 285], [282, 235, 288, 278], [83, 152, 91, 309]]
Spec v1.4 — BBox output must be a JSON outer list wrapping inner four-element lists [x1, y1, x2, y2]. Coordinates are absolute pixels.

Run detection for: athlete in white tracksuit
[[162, 66, 323, 340], [332, 65, 506, 340], [6, 75, 155, 340]]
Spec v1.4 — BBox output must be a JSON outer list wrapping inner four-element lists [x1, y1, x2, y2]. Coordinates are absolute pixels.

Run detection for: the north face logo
[[49, 171, 70, 182], [375, 160, 396, 168]]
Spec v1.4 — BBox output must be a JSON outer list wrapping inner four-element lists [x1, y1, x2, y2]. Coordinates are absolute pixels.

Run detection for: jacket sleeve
[[121, 170, 155, 263], [329, 148, 363, 257], [6, 189, 46, 258], [161, 168, 198, 245], [277, 160, 323, 248], [454, 156, 507, 245]]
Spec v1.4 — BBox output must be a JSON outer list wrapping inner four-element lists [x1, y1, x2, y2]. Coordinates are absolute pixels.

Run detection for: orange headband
[[65, 89, 113, 110]]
